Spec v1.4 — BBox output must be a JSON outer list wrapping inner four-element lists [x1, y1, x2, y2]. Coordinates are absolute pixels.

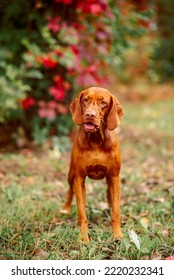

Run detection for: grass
[[0, 98, 174, 260]]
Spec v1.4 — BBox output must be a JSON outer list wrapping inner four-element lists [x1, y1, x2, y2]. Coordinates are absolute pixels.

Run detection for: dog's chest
[[85, 150, 109, 180]]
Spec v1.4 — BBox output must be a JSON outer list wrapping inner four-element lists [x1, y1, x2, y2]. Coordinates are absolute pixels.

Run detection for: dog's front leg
[[73, 176, 89, 243], [107, 175, 123, 240]]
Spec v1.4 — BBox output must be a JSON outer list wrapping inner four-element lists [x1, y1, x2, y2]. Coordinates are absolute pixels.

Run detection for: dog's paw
[[113, 228, 123, 241], [79, 233, 90, 244]]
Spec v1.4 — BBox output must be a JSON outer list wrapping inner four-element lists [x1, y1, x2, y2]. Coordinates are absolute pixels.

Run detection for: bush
[[151, 0, 174, 81], [0, 0, 151, 143]]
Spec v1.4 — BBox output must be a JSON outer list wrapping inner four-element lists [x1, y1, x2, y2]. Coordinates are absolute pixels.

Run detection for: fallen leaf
[[27, 176, 35, 186], [141, 255, 150, 260], [140, 217, 149, 230], [98, 201, 108, 210], [151, 252, 162, 260], [161, 228, 169, 238], [140, 211, 149, 217], [128, 229, 140, 250], [55, 180, 64, 188], [155, 197, 165, 203], [32, 247, 49, 259], [48, 147, 61, 159]]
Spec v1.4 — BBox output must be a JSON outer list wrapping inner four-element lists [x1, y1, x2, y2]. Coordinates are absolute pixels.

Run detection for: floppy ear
[[70, 92, 83, 126], [107, 95, 124, 130]]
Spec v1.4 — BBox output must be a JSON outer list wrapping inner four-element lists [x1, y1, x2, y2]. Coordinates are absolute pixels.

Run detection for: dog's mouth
[[84, 122, 99, 132]]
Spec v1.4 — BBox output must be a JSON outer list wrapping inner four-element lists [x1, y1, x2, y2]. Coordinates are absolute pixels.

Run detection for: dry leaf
[[48, 147, 61, 159], [151, 252, 162, 260], [141, 255, 150, 260], [55, 180, 64, 188], [27, 176, 35, 185], [32, 247, 49, 259], [140, 217, 149, 230], [155, 197, 165, 203], [161, 228, 169, 238], [98, 201, 108, 210]]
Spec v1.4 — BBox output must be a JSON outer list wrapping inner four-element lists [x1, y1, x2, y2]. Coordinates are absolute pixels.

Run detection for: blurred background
[[0, 0, 173, 147]]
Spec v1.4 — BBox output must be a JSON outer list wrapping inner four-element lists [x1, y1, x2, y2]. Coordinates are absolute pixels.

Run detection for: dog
[[60, 87, 124, 242]]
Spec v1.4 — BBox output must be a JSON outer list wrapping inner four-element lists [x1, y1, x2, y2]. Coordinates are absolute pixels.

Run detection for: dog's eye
[[83, 98, 88, 104], [101, 100, 107, 107]]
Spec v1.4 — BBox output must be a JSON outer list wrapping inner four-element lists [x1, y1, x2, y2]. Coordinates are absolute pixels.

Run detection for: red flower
[[40, 55, 58, 69], [49, 76, 71, 101], [47, 17, 61, 33], [71, 45, 79, 56], [49, 86, 65, 101], [53, 75, 63, 84], [90, 4, 103, 15], [38, 100, 67, 119], [63, 81, 71, 91], [38, 101, 57, 120], [72, 22, 84, 31], [22, 97, 35, 110], [55, 0, 72, 4], [57, 103, 67, 115], [78, 2, 104, 15]]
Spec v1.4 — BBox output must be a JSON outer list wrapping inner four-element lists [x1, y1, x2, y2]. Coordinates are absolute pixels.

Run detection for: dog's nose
[[85, 109, 96, 120]]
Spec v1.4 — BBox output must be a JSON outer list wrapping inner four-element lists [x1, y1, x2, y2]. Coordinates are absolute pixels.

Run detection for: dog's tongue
[[84, 123, 95, 131]]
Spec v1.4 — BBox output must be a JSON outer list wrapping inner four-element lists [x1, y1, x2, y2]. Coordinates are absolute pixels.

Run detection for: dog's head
[[70, 87, 124, 132]]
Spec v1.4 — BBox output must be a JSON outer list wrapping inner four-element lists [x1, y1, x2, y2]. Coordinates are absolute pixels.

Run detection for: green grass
[[0, 98, 174, 260]]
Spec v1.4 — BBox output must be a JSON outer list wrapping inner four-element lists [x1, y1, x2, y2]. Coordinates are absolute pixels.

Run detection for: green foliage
[[31, 117, 51, 145], [109, 2, 150, 71], [56, 114, 73, 136], [151, 0, 174, 81], [0, 61, 29, 122]]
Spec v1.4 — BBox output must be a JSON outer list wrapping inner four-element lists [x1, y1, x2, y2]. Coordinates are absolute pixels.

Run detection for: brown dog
[[60, 87, 124, 242]]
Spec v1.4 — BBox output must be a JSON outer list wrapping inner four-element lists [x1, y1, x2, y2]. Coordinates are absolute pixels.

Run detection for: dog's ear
[[107, 95, 124, 130], [70, 92, 84, 126]]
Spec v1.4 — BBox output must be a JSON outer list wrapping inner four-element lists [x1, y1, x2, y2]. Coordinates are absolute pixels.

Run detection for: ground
[[0, 87, 174, 260]]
